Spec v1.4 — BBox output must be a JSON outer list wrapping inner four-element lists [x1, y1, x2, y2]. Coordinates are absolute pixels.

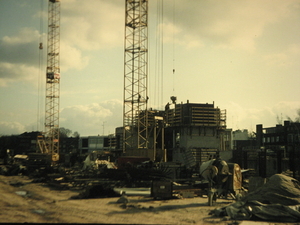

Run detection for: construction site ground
[[0, 175, 297, 225]]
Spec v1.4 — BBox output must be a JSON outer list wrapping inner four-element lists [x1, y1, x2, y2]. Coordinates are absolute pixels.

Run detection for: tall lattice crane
[[38, 0, 61, 163], [123, 0, 149, 152]]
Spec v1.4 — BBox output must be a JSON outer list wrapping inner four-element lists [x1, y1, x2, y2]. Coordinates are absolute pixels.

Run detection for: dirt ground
[[0, 174, 296, 225]]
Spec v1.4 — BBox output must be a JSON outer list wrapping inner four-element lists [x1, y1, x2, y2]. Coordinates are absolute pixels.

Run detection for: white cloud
[[60, 99, 123, 136], [0, 1, 126, 86], [61, 0, 124, 50], [164, 0, 296, 51], [0, 62, 39, 87], [263, 43, 300, 67], [0, 28, 89, 85], [288, 44, 300, 55], [0, 28, 41, 65], [60, 41, 89, 71], [2, 27, 40, 45], [0, 27, 42, 86], [0, 121, 26, 135], [263, 53, 291, 67], [227, 101, 300, 131]]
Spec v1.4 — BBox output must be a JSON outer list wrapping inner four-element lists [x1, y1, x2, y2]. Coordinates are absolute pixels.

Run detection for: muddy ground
[[0, 174, 296, 225]]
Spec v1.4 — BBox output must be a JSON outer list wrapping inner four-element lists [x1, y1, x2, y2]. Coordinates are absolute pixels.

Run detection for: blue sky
[[0, 0, 300, 136]]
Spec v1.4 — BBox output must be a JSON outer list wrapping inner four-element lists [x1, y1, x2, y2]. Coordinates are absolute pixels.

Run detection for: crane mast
[[44, 0, 61, 162], [123, 0, 149, 152]]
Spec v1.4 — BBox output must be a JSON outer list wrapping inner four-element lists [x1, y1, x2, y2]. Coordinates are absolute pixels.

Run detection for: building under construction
[[117, 96, 229, 169], [164, 97, 228, 168]]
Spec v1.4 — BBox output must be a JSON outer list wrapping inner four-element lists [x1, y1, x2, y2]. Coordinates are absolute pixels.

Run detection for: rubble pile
[[71, 183, 120, 199]]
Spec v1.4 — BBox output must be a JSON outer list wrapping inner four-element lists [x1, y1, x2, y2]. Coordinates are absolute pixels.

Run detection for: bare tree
[[287, 109, 300, 123]]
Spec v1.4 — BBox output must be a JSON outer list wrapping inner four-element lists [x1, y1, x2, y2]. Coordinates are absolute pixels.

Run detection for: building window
[[82, 138, 88, 148]]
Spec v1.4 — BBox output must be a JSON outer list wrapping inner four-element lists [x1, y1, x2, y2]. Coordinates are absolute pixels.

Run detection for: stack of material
[[210, 174, 300, 222], [244, 174, 300, 205]]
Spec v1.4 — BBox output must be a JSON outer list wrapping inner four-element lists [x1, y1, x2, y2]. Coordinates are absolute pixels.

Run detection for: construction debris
[[117, 191, 129, 204], [210, 174, 300, 222], [71, 183, 120, 199], [4, 150, 300, 223]]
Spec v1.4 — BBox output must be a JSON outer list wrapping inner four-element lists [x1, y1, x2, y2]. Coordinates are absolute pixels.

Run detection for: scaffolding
[[165, 102, 226, 129]]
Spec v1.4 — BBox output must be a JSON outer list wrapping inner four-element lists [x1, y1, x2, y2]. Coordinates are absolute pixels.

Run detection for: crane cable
[[172, 0, 176, 94], [153, 0, 176, 109], [37, 0, 44, 132], [153, 0, 164, 109], [160, 0, 164, 109]]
